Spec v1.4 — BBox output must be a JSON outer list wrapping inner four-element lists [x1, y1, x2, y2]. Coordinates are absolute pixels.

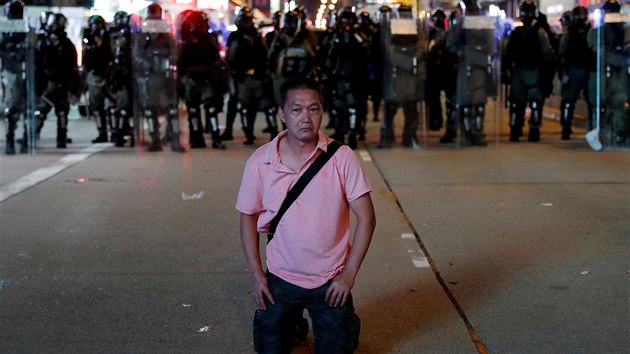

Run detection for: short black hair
[[279, 78, 323, 108]]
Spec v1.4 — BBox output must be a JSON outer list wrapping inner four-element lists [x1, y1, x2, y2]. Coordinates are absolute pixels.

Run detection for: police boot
[[166, 107, 185, 152], [4, 111, 17, 155], [92, 109, 109, 143], [439, 129, 457, 144], [205, 107, 225, 150], [188, 107, 206, 148], [560, 100, 574, 140], [56, 111, 68, 149]]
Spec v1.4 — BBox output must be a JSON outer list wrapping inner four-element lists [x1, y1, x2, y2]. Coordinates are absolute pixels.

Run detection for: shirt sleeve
[[236, 153, 265, 215], [338, 146, 372, 202]]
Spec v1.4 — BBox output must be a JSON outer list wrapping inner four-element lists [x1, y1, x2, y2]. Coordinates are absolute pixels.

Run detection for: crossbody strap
[[267, 140, 342, 242]]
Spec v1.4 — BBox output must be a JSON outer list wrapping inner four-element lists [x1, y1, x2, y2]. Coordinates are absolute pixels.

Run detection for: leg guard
[[166, 106, 184, 152], [528, 101, 542, 142], [242, 106, 257, 145], [188, 106, 206, 148], [205, 105, 225, 150], [145, 109, 162, 152], [560, 100, 575, 140], [348, 106, 358, 149], [470, 104, 487, 146], [4, 108, 18, 155], [509, 101, 526, 142]]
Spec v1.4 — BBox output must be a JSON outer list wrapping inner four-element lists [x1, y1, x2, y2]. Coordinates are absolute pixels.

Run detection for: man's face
[[279, 88, 323, 143]]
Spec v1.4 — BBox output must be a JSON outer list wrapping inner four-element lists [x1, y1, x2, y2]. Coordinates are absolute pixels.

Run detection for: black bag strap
[[267, 140, 342, 242]]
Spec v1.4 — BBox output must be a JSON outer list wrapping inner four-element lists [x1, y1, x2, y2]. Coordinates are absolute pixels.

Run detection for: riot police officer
[[425, 9, 456, 132], [358, 10, 382, 126], [558, 6, 593, 140], [269, 10, 316, 106], [442, 0, 496, 146], [108, 10, 134, 147], [132, 4, 183, 151], [1, 0, 28, 154], [82, 14, 113, 143], [588, 0, 629, 146], [178, 10, 227, 149], [35, 13, 78, 148], [505, 0, 552, 142], [325, 7, 369, 149], [226, 8, 274, 145], [377, 5, 425, 148]]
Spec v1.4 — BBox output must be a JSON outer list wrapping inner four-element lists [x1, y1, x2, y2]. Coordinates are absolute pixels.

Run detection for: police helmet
[[147, 3, 163, 20], [5, 0, 25, 20], [519, 0, 538, 24], [47, 13, 67, 34], [397, 4, 413, 18], [571, 6, 588, 27], [88, 15, 105, 31], [431, 9, 447, 29], [460, 0, 482, 14], [358, 11, 372, 26], [337, 7, 358, 30], [182, 11, 208, 35], [235, 8, 255, 29], [113, 11, 129, 28], [601, 0, 621, 13], [281, 10, 301, 36]]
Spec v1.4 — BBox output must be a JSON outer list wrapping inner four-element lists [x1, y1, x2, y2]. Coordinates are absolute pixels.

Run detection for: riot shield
[[379, 12, 427, 149], [441, 13, 503, 148], [1, 17, 36, 154], [587, 11, 629, 151], [130, 16, 179, 151]]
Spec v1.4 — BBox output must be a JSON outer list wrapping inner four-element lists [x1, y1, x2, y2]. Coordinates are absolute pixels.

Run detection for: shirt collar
[[263, 130, 332, 168]]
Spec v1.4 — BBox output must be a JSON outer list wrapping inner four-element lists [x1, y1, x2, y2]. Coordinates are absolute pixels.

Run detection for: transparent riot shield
[[1, 17, 36, 154], [438, 12, 503, 148], [130, 16, 179, 151], [587, 11, 630, 151], [379, 11, 427, 149]]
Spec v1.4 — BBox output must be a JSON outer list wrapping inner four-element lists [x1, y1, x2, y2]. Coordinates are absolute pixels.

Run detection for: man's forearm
[[240, 213, 264, 277]]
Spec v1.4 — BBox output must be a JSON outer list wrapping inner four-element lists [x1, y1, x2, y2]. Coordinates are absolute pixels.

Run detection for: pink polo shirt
[[236, 130, 371, 289]]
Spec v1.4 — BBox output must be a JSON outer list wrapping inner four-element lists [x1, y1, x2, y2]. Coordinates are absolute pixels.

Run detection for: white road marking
[[412, 256, 430, 268], [358, 150, 372, 162], [0, 144, 112, 203], [401, 233, 415, 239]]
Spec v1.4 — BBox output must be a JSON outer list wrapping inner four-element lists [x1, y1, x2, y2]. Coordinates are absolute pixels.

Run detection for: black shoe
[[561, 129, 571, 140], [243, 137, 255, 145], [5, 142, 16, 155], [220, 132, 233, 141], [439, 129, 456, 144], [528, 128, 540, 142], [57, 140, 67, 149], [92, 133, 108, 144], [262, 126, 271, 133], [212, 141, 226, 150]]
